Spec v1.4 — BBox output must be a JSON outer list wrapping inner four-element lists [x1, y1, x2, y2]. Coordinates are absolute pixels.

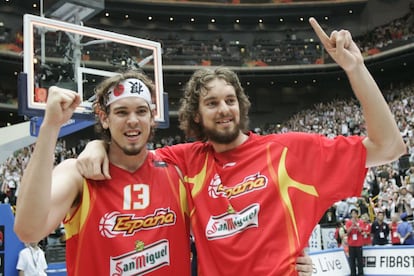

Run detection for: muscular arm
[[309, 17, 406, 167], [14, 87, 82, 242], [348, 65, 405, 167]]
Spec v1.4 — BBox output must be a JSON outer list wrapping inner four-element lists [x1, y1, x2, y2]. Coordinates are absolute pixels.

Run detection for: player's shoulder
[[252, 131, 321, 145], [54, 158, 78, 172], [53, 158, 84, 183], [156, 140, 208, 155]]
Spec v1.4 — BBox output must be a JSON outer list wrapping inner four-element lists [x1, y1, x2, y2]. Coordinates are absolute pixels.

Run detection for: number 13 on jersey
[[123, 184, 150, 210]]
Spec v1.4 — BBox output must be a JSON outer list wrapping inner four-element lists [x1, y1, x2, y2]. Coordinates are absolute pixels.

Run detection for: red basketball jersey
[[157, 132, 367, 275], [63, 152, 190, 276]]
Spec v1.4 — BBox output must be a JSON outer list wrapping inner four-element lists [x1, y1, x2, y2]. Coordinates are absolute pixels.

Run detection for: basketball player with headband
[[15, 71, 191, 275]]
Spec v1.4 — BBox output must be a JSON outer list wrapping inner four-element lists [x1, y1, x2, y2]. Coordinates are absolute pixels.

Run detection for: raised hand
[[43, 86, 81, 127], [309, 17, 363, 72]]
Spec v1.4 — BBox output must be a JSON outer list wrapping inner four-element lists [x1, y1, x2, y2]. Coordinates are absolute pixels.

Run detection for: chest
[[82, 167, 183, 238], [373, 223, 387, 231]]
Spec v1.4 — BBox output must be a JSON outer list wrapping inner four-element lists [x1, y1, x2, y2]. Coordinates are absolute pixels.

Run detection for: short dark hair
[[350, 209, 359, 214]]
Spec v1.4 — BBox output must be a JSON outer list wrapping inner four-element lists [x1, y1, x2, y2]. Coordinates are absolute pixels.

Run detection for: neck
[[210, 132, 248, 153], [109, 147, 148, 172]]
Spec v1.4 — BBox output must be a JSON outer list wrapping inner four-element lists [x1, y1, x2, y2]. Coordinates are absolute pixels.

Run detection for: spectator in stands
[[397, 212, 414, 245], [336, 199, 350, 221], [404, 163, 414, 193], [357, 195, 370, 217], [389, 213, 401, 245], [319, 206, 336, 227], [387, 191, 400, 220], [16, 242, 48, 276], [334, 220, 347, 248], [397, 185, 413, 220], [347, 197, 360, 215], [3, 170, 17, 205], [361, 213, 372, 246], [370, 210, 390, 245], [346, 209, 365, 276]]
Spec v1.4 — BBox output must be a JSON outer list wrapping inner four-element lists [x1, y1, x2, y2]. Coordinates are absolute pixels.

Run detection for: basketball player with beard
[[77, 18, 405, 275]]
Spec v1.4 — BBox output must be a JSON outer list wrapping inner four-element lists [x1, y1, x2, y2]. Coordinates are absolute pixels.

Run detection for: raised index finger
[[309, 17, 330, 46]]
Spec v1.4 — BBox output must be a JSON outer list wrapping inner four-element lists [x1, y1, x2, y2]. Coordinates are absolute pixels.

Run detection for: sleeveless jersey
[[157, 132, 367, 276], [63, 152, 190, 276]]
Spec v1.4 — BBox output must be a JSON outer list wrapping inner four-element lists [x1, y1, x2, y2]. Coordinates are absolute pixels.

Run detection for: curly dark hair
[[178, 67, 251, 141], [93, 70, 156, 143]]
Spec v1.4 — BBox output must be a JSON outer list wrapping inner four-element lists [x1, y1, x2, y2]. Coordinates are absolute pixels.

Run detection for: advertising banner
[[363, 246, 414, 275], [309, 248, 350, 276]]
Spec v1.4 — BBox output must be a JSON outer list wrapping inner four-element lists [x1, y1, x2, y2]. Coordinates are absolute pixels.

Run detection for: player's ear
[[147, 104, 158, 129], [98, 109, 109, 129], [194, 113, 200, 123], [150, 114, 156, 128]]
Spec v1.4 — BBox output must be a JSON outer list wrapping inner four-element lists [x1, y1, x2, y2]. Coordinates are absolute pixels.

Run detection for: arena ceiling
[[0, 0, 412, 91]]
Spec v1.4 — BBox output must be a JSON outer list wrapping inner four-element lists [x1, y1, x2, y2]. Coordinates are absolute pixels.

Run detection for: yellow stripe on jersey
[[271, 147, 319, 265], [179, 179, 189, 219], [184, 153, 210, 198], [63, 179, 91, 240]]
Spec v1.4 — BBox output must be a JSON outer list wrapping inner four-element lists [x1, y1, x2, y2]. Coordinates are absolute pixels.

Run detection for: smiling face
[[178, 67, 251, 143], [195, 78, 242, 144], [100, 97, 154, 156]]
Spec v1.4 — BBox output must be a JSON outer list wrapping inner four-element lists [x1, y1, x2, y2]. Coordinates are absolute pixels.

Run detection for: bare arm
[[14, 87, 83, 242], [309, 17, 406, 167]]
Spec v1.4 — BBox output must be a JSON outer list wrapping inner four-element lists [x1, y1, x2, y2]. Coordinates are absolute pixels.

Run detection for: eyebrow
[[112, 104, 149, 111]]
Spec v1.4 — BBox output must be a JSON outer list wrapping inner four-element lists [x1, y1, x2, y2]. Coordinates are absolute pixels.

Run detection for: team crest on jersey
[[135, 240, 145, 251], [99, 208, 176, 238], [110, 239, 170, 275], [208, 173, 268, 199], [205, 203, 260, 240]]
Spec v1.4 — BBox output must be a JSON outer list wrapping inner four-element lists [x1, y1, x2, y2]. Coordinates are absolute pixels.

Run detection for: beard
[[122, 146, 143, 156], [202, 121, 240, 144], [112, 139, 143, 156]]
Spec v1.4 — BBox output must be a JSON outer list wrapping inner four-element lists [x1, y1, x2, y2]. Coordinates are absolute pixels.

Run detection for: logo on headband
[[113, 84, 124, 96], [107, 78, 152, 107]]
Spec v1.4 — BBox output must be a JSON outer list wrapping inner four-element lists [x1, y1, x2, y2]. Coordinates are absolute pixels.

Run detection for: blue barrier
[[0, 204, 25, 276]]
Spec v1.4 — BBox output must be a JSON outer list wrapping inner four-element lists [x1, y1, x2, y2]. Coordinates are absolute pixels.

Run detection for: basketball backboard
[[19, 14, 167, 124]]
